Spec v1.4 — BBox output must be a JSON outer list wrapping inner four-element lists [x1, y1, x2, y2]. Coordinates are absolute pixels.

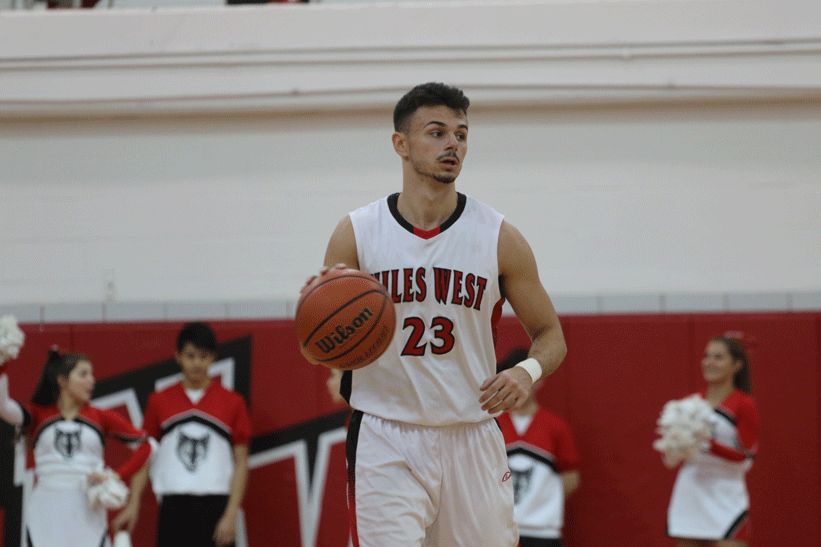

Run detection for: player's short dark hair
[[393, 82, 470, 133], [177, 321, 218, 353]]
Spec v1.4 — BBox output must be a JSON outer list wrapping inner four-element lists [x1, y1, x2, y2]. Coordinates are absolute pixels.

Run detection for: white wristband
[[514, 358, 542, 383]]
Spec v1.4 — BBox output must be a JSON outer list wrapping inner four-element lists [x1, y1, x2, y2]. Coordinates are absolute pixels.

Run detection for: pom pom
[[0, 315, 25, 365], [653, 394, 713, 468], [86, 470, 129, 510]]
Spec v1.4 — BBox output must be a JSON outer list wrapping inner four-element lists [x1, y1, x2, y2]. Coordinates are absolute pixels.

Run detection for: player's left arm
[[323, 214, 360, 271], [562, 470, 581, 497], [213, 444, 249, 547], [100, 408, 154, 482], [111, 463, 150, 533], [708, 397, 760, 461], [557, 417, 581, 497], [479, 220, 567, 413]]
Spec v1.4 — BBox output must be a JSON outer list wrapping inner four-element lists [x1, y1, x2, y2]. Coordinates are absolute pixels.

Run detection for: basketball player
[[666, 335, 760, 547], [120, 322, 251, 547], [497, 347, 580, 547], [317, 82, 567, 547], [0, 348, 153, 547]]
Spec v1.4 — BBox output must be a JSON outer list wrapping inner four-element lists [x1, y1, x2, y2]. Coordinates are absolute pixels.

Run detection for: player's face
[[701, 340, 740, 385], [402, 105, 468, 184], [61, 360, 95, 404], [176, 342, 215, 389]]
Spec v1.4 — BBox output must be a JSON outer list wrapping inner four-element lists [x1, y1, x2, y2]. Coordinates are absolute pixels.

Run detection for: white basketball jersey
[[348, 192, 505, 426]]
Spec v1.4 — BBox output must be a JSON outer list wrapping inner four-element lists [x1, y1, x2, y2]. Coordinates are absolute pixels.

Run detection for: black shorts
[[519, 536, 563, 547], [157, 494, 231, 547]]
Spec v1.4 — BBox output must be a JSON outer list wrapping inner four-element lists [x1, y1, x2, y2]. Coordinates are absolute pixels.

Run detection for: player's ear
[[392, 131, 408, 159]]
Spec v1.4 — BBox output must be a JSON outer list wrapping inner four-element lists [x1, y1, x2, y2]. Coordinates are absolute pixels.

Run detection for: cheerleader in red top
[[667, 336, 761, 547], [122, 322, 251, 547], [0, 349, 153, 547], [496, 348, 580, 547]]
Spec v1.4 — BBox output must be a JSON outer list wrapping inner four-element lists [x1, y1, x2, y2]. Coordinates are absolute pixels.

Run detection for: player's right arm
[[562, 470, 581, 497], [111, 463, 149, 533], [323, 215, 360, 270], [479, 220, 566, 413]]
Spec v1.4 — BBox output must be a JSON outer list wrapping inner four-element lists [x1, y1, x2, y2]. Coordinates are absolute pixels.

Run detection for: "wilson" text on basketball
[[313, 307, 374, 354]]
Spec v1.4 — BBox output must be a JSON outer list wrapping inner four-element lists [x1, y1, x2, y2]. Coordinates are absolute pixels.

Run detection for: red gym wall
[[1, 312, 819, 547]]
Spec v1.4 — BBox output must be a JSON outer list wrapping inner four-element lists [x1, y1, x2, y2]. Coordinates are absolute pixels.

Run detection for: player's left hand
[[479, 366, 533, 413], [87, 471, 110, 486], [111, 502, 140, 533], [213, 513, 237, 547]]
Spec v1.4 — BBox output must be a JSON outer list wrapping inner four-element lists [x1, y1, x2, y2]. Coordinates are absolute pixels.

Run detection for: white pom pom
[[653, 394, 713, 468], [0, 315, 26, 364], [86, 470, 130, 510]]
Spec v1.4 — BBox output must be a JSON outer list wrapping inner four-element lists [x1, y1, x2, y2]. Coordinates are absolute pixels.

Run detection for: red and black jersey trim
[[110, 430, 148, 444], [20, 406, 31, 429], [31, 415, 105, 448], [30, 414, 62, 448], [387, 192, 467, 240], [341, 370, 352, 405], [506, 443, 560, 475], [346, 410, 364, 547], [715, 407, 736, 426], [724, 509, 749, 539], [159, 412, 232, 444], [76, 415, 105, 446]]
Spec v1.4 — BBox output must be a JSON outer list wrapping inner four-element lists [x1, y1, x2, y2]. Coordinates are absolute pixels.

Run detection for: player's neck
[[183, 377, 211, 391], [57, 394, 83, 420], [397, 183, 458, 231], [704, 381, 734, 406]]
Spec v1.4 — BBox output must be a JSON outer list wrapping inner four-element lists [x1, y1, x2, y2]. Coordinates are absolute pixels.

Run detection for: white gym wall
[[1, 0, 820, 320]]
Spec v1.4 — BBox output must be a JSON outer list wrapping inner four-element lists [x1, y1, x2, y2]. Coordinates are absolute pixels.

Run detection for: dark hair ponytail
[[712, 335, 753, 395], [30, 348, 89, 407]]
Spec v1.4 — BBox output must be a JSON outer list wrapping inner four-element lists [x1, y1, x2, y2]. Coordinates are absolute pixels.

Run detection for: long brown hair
[[30, 348, 90, 407], [711, 335, 753, 394]]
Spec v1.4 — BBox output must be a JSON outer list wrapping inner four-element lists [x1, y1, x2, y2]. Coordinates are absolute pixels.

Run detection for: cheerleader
[[0, 346, 154, 547], [666, 335, 761, 547]]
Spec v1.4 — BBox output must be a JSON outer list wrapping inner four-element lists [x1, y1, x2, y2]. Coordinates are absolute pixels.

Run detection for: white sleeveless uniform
[[22, 404, 150, 547], [345, 193, 517, 547], [667, 391, 757, 541], [348, 192, 504, 426]]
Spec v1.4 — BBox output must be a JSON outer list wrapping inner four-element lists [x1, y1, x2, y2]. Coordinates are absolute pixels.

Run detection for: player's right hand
[[302, 264, 348, 292]]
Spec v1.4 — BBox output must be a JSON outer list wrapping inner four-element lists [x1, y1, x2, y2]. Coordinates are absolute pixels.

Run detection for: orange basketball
[[296, 268, 396, 371]]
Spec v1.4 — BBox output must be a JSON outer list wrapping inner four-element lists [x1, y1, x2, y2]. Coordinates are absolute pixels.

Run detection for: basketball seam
[[306, 300, 390, 368], [314, 303, 388, 368], [296, 274, 387, 316], [296, 271, 394, 369], [302, 289, 387, 347]]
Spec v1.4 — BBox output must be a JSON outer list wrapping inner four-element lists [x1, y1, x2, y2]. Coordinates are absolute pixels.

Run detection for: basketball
[[296, 268, 396, 371]]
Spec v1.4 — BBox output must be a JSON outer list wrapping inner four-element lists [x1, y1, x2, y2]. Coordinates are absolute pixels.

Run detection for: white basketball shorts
[[346, 411, 518, 547]]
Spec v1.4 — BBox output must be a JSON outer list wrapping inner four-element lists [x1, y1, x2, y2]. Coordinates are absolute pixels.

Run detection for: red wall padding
[[1, 312, 818, 547]]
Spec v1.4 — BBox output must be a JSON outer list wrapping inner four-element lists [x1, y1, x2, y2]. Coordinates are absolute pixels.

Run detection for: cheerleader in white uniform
[[667, 336, 760, 547], [0, 348, 153, 547]]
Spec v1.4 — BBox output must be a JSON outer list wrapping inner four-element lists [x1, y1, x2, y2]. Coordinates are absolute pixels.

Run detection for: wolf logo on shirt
[[511, 466, 534, 504], [54, 428, 82, 460], [176, 430, 210, 471]]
